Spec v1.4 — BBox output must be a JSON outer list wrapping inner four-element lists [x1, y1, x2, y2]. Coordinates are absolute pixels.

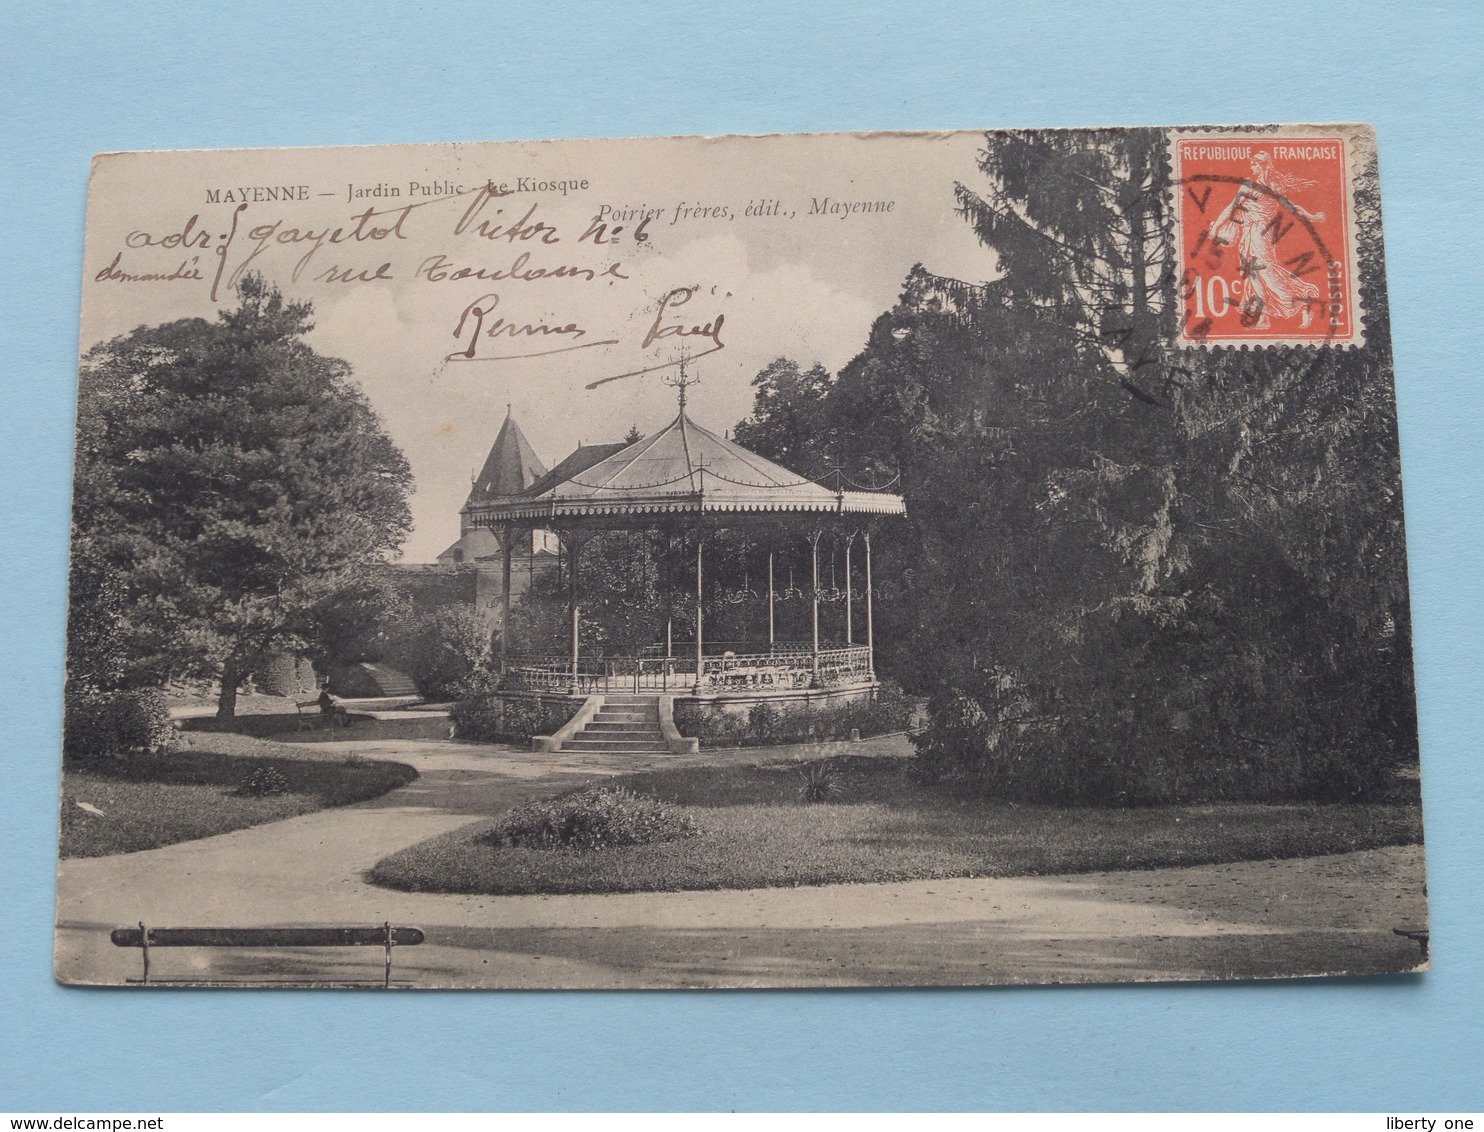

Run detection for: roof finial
[[662, 348, 700, 413], [505, 401, 513, 418]]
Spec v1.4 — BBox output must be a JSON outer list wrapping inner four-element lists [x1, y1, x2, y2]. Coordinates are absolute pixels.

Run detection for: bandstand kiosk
[[463, 377, 906, 736]]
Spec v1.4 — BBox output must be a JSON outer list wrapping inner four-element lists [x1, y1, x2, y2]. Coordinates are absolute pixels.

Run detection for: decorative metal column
[[693, 535, 705, 694], [767, 547, 775, 651], [864, 528, 875, 681], [566, 533, 582, 694], [844, 531, 855, 646], [499, 525, 513, 678], [810, 530, 822, 687]]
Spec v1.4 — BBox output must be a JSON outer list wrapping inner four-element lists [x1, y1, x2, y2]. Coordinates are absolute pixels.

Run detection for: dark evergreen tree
[[732, 133, 1415, 803]]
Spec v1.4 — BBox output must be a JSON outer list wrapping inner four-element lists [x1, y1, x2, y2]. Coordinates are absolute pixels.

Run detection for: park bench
[[295, 697, 349, 731], [110, 922, 425, 987], [1393, 926, 1430, 961]]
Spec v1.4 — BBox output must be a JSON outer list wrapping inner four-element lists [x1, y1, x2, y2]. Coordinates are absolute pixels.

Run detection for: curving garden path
[[54, 735, 1429, 988]]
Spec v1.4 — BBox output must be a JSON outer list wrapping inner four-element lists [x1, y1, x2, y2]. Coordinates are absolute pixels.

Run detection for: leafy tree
[[71, 274, 413, 718], [304, 570, 410, 669], [503, 526, 794, 664], [734, 358, 839, 480], [508, 530, 683, 658]]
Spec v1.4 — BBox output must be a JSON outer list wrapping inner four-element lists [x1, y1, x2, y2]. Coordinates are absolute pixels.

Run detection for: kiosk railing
[[503, 645, 873, 694]]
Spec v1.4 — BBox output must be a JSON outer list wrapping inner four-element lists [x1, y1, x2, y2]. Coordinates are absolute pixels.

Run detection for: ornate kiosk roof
[[467, 405, 905, 526]]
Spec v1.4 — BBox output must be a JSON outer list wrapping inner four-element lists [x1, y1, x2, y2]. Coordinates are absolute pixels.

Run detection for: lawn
[[368, 755, 1424, 895], [60, 731, 417, 858]]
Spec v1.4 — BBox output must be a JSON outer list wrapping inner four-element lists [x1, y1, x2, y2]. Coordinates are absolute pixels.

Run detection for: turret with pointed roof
[[469, 404, 547, 503], [437, 407, 555, 571]]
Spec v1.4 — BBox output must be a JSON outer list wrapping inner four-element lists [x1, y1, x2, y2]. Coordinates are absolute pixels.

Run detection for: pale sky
[[79, 132, 997, 560]]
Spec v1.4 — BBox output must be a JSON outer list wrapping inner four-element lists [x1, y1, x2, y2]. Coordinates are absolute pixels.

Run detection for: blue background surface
[[2, 0, 1480, 1111]]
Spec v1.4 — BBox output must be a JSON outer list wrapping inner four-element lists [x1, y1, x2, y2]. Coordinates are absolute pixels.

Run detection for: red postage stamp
[[1173, 131, 1360, 347]]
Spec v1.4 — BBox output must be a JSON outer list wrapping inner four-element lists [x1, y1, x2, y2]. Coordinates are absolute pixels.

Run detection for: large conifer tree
[[71, 275, 413, 718], [734, 131, 1415, 802]]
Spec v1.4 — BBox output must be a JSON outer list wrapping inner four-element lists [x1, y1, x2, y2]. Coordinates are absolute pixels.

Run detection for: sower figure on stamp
[[1209, 151, 1325, 330]]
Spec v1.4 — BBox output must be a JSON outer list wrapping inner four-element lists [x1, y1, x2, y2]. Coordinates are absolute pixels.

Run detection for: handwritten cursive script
[[97, 185, 737, 390], [584, 287, 727, 389], [446, 293, 615, 362], [640, 286, 725, 351]]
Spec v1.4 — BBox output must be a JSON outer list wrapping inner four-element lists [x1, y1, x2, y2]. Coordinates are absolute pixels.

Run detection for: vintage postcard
[[56, 125, 1426, 988]]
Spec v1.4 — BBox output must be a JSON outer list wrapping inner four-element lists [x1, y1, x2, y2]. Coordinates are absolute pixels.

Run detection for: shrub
[[674, 682, 915, 749], [238, 765, 291, 796], [797, 760, 842, 804], [62, 688, 175, 758], [450, 676, 576, 744], [482, 785, 697, 850], [673, 702, 753, 747], [250, 652, 316, 697], [1242, 736, 1402, 804], [749, 701, 779, 744], [395, 607, 491, 701], [909, 685, 1408, 806], [65, 547, 127, 693]]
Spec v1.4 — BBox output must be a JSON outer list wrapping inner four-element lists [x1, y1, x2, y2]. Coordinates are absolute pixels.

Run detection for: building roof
[[468, 406, 547, 503], [521, 442, 629, 499], [468, 405, 905, 524]]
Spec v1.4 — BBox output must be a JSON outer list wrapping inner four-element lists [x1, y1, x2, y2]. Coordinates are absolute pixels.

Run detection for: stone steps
[[562, 741, 670, 753], [558, 695, 669, 754]]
